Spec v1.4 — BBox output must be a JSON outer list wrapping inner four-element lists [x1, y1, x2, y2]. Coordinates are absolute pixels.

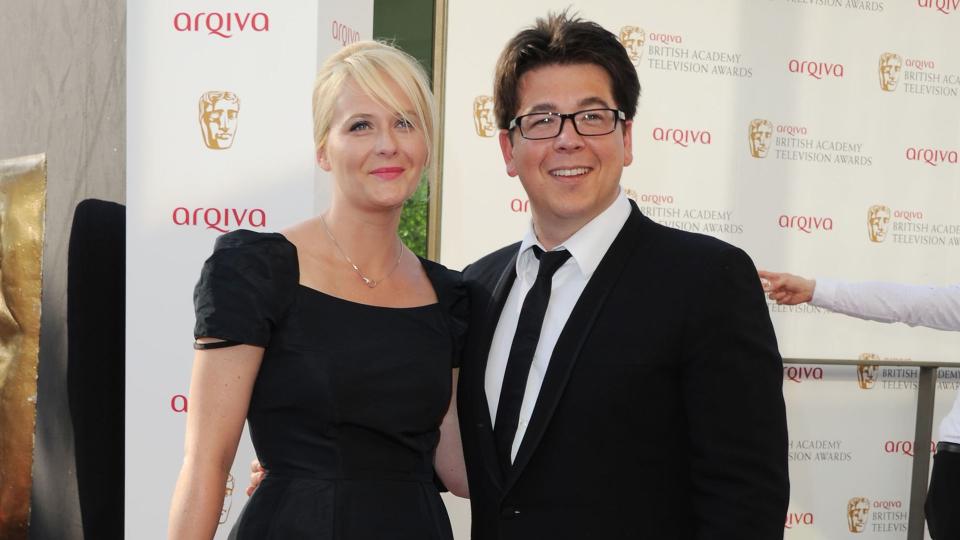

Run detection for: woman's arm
[[434, 368, 469, 498], [168, 343, 263, 539]]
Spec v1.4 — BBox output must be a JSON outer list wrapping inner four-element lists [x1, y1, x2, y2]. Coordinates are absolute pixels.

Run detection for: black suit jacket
[[458, 201, 789, 540]]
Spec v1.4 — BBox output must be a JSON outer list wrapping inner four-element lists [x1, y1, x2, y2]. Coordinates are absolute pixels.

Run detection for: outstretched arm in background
[[758, 270, 815, 305], [759, 270, 960, 332]]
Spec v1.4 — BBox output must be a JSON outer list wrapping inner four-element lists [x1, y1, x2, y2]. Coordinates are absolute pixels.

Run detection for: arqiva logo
[[905, 147, 959, 166], [883, 440, 935, 457], [171, 394, 188, 413], [331, 20, 360, 46], [652, 127, 712, 147], [918, 0, 960, 14], [173, 12, 269, 38], [778, 215, 834, 234], [172, 207, 267, 233], [788, 59, 845, 80], [783, 366, 824, 383], [784, 512, 814, 529]]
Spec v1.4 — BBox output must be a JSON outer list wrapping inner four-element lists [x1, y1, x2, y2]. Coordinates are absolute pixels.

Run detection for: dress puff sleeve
[[420, 258, 469, 368], [193, 230, 299, 348]]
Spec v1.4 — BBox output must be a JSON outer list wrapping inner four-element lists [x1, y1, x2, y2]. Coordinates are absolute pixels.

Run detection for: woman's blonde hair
[[313, 41, 437, 177]]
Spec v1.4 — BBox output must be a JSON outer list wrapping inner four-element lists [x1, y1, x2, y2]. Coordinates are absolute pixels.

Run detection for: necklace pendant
[[319, 215, 402, 290]]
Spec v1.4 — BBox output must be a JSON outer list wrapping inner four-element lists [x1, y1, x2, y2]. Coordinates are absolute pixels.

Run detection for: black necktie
[[494, 246, 572, 470]]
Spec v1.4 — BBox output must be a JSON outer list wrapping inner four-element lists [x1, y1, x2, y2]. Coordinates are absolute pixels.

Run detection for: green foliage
[[398, 177, 429, 257], [374, 0, 435, 258]]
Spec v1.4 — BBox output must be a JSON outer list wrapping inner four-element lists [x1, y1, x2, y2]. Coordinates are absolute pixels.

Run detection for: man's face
[[498, 63, 632, 240], [868, 207, 891, 242], [848, 499, 870, 532], [880, 56, 902, 91], [473, 96, 497, 137], [749, 121, 773, 158], [202, 98, 240, 149]]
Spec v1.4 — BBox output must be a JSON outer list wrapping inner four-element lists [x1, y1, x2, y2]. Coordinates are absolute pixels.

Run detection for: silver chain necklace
[[319, 215, 404, 289]]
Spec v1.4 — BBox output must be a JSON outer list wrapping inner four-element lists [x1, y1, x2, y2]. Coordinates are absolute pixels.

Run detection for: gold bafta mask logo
[[219, 473, 235, 524], [472, 95, 497, 138], [867, 205, 891, 243], [879, 53, 902, 92], [624, 188, 639, 201], [618, 26, 646, 65], [847, 497, 871, 533], [748, 119, 773, 158], [857, 356, 880, 389], [199, 91, 240, 149]]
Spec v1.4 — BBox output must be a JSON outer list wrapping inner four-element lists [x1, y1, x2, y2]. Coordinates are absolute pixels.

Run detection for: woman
[[168, 41, 467, 539]]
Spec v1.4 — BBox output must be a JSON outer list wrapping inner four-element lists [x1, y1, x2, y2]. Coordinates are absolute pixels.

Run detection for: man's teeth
[[552, 168, 589, 177]]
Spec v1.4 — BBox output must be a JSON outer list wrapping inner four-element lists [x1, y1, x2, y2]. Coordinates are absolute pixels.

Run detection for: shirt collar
[[515, 188, 631, 279]]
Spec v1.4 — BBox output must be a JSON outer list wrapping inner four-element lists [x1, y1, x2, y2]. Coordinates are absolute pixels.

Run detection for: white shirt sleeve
[[810, 278, 960, 443], [810, 278, 960, 332]]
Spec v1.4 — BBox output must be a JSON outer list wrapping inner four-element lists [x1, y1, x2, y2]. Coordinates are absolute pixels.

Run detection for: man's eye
[[531, 115, 555, 126]]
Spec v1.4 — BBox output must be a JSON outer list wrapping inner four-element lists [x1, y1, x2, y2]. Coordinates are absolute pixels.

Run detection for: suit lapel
[[472, 250, 518, 491], [504, 203, 647, 492]]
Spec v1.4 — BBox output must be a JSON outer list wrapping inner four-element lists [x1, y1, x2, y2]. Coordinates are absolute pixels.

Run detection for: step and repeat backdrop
[[126, 1, 372, 536], [439, 1, 959, 539]]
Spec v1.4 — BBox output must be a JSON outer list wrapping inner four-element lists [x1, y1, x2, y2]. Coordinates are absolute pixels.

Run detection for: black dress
[[193, 230, 464, 540]]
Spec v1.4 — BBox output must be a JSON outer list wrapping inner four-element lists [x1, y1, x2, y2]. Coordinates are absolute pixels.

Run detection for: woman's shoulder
[[211, 229, 295, 256], [201, 230, 299, 290], [419, 256, 467, 313], [418, 257, 463, 292], [194, 231, 299, 344]]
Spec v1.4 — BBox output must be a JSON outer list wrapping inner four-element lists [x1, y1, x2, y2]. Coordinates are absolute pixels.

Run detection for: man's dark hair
[[493, 11, 641, 130]]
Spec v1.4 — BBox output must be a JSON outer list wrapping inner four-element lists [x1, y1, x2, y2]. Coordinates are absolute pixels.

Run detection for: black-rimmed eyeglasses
[[508, 108, 626, 140]]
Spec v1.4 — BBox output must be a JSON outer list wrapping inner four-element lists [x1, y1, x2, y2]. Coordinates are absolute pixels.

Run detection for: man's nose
[[553, 117, 584, 151]]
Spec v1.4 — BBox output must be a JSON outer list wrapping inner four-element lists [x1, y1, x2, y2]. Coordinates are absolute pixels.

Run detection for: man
[[761, 270, 960, 539], [457, 12, 789, 539]]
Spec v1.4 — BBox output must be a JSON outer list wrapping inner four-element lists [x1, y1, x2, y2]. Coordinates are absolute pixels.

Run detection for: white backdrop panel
[[126, 1, 372, 537], [440, 1, 960, 538]]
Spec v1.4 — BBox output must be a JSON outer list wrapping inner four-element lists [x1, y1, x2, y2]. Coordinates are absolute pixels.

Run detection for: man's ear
[[622, 120, 634, 167], [498, 129, 519, 177], [317, 146, 332, 171]]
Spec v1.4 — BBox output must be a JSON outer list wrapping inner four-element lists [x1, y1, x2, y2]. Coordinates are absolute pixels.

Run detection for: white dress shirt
[[485, 190, 631, 463], [811, 278, 960, 443]]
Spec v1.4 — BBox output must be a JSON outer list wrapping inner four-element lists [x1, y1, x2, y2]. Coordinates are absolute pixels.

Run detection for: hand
[[246, 459, 267, 497], [758, 270, 816, 305]]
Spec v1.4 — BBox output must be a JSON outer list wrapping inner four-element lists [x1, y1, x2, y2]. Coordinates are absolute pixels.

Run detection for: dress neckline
[[270, 232, 443, 311]]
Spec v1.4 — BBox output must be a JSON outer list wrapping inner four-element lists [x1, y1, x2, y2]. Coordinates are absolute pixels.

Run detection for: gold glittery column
[[0, 154, 47, 540]]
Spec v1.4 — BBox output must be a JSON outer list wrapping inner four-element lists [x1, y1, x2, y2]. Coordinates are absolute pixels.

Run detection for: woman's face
[[319, 77, 428, 214]]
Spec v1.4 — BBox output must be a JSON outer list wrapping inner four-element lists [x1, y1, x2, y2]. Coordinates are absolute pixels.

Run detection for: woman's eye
[[396, 118, 415, 130], [349, 120, 371, 132]]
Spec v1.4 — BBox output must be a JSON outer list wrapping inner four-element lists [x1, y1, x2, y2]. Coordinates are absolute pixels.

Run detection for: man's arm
[[685, 249, 789, 539]]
